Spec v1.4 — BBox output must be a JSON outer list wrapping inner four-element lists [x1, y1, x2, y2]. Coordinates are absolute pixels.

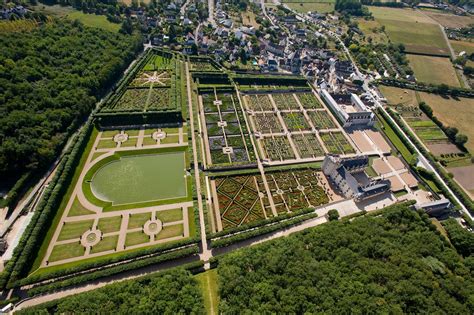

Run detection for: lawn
[[68, 198, 95, 217], [49, 243, 85, 262], [284, 2, 335, 13], [369, 7, 449, 56], [155, 208, 183, 223], [156, 224, 184, 240], [57, 220, 94, 241], [377, 113, 414, 163], [91, 235, 118, 254], [128, 213, 151, 229], [196, 269, 219, 315], [125, 231, 150, 247], [407, 55, 460, 87], [66, 11, 120, 33], [97, 216, 123, 233], [418, 92, 474, 153]]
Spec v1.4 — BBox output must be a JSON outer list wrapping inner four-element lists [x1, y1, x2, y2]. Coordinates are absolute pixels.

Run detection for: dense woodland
[[218, 206, 474, 313], [18, 268, 205, 314], [0, 19, 142, 191]]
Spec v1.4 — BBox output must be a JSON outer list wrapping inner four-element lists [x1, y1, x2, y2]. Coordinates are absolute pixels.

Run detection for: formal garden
[[200, 88, 256, 167], [211, 169, 329, 231], [320, 131, 356, 155]]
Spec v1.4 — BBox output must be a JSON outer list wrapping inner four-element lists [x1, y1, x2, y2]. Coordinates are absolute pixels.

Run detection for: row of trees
[[419, 101, 468, 147], [0, 19, 142, 194], [218, 205, 474, 313], [19, 269, 205, 314]]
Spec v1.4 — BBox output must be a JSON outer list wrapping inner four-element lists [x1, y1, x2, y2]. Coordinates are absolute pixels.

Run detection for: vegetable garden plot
[[320, 132, 355, 154], [143, 55, 174, 71], [296, 92, 323, 109], [215, 175, 267, 229], [246, 94, 274, 111], [261, 136, 295, 161], [265, 169, 329, 213], [307, 110, 337, 129], [271, 93, 300, 110], [281, 112, 311, 131], [253, 113, 283, 134], [191, 61, 218, 72], [292, 133, 325, 158]]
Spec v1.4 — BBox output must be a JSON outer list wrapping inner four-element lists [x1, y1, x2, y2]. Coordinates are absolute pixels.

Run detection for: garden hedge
[[26, 245, 200, 297]]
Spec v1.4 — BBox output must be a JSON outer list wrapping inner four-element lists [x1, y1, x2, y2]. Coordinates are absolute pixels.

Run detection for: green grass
[[161, 135, 180, 144], [57, 220, 95, 241], [196, 269, 219, 315], [284, 2, 334, 13], [156, 224, 184, 240], [125, 231, 150, 247], [68, 198, 95, 217], [142, 136, 157, 146], [97, 216, 123, 234], [66, 11, 120, 33], [155, 208, 183, 222], [96, 139, 117, 149], [128, 213, 151, 229], [91, 235, 118, 254], [377, 114, 414, 163], [101, 130, 121, 138], [49, 243, 85, 262], [91, 151, 109, 162], [407, 55, 460, 87]]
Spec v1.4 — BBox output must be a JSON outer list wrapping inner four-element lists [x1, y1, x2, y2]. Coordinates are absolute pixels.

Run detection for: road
[[438, 24, 470, 88], [208, 0, 215, 25]]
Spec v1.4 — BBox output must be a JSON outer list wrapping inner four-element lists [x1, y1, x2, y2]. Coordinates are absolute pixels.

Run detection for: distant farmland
[[369, 7, 450, 57]]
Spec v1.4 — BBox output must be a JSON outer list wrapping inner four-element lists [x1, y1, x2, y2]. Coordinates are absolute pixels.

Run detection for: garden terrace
[[209, 169, 329, 231], [234, 75, 310, 92], [32, 126, 196, 273], [320, 131, 356, 155], [199, 88, 256, 168]]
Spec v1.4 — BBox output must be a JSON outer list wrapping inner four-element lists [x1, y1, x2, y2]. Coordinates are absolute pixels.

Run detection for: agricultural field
[[369, 7, 450, 56], [320, 132, 355, 155], [407, 55, 461, 87], [199, 88, 256, 167], [450, 40, 474, 55], [418, 92, 474, 154], [241, 10, 260, 27], [35, 125, 194, 270], [283, 1, 335, 13], [210, 169, 329, 231], [422, 10, 474, 28], [66, 11, 120, 32], [355, 18, 390, 44], [379, 85, 418, 106]]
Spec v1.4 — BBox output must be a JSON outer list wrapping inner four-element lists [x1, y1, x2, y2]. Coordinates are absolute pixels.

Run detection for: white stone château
[[320, 90, 375, 128]]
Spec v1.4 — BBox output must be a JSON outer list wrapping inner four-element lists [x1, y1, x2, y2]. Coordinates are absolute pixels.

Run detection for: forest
[[217, 206, 474, 313], [0, 19, 142, 195], [18, 268, 205, 314]]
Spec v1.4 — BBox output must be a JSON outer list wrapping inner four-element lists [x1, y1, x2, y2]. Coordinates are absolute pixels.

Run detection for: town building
[[322, 155, 391, 202], [320, 90, 375, 128]]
